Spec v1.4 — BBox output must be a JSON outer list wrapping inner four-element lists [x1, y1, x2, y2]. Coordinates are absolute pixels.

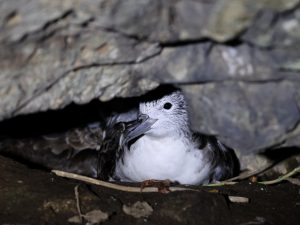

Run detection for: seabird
[[113, 90, 239, 185]]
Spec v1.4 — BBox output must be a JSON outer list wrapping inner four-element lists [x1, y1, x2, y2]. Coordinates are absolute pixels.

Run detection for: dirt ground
[[0, 155, 299, 225]]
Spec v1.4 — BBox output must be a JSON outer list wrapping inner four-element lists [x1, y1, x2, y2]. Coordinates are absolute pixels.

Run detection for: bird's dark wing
[[192, 132, 240, 182], [96, 121, 126, 180], [97, 114, 157, 180]]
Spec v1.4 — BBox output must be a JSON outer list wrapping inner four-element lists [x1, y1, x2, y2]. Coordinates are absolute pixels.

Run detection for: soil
[[0, 155, 299, 225]]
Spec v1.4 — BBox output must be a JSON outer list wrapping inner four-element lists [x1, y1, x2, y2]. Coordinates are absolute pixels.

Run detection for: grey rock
[[0, 16, 160, 119], [97, 0, 214, 42], [0, 0, 300, 156], [18, 67, 158, 115], [182, 81, 300, 153]]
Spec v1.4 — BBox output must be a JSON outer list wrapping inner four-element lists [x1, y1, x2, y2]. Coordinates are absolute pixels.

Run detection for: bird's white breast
[[115, 135, 212, 185]]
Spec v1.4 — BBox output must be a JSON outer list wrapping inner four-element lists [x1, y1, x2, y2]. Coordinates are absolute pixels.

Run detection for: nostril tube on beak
[[122, 114, 157, 147], [137, 113, 149, 122]]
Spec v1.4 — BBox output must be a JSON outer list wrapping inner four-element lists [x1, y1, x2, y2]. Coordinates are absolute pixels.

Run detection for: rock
[[0, 0, 300, 154], [182, 81, 300, 153], [122, 201, 153, 218], [0, 19, 160, 118], [83, 209, 109, 224]]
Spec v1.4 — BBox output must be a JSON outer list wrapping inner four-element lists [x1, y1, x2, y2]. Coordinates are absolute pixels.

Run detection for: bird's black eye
[[163, 102, 172, 110]]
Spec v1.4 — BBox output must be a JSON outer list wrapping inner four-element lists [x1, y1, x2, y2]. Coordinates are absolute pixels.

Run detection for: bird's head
[[139, 91, 189, 138]]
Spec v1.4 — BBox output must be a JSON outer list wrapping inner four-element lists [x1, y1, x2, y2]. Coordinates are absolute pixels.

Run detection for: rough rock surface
[[1, 0, 300, 154]]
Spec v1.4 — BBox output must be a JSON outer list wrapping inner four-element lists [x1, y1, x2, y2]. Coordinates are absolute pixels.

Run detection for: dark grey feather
[[192, 132, 240, 182]]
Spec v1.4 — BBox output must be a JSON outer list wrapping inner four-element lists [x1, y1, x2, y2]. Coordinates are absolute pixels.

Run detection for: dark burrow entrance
[[0, 86, 299, 225]]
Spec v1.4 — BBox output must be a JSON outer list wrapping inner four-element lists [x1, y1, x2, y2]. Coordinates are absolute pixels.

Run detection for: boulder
[[1, 0, 300, 154]]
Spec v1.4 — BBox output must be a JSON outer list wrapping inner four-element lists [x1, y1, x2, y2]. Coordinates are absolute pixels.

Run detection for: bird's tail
[[194, 133, 240, 181], [210, 138, 240, 181]]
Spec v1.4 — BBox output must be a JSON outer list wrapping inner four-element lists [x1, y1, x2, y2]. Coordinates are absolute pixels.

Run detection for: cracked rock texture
[[1, 0, 300, 154]]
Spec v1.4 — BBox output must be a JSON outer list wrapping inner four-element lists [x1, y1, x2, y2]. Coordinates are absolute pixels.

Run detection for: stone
[[0, 0, 300, 155]]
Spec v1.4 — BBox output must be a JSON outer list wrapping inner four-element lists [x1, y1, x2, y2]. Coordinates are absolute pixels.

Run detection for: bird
[[113, 90, 239, 185], [0, 87, 239, 185]]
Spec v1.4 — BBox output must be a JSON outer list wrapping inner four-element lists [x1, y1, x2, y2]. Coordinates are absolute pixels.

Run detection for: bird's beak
[[123, 114, 157, 143]]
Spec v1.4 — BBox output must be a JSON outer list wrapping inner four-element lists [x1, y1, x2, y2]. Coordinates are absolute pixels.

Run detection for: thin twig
[[225, 161, 274, 182], [74, 185, 83, 223], [259, 166, 300, 185], [203, 181, 237, 187], [52, 170, 199, 193]]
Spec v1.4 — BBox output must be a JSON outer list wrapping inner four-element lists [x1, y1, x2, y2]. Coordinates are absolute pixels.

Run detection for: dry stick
[[201, 162, 274, 187], [53, 166, 300, 191], [227, 152, 300, 183], [259, 166, 300, 185], [203, 164, 275, 187], [205, 166, 300, 187], [52, 170, 199, 193], [203, 181, 237, 187], [226, 161, 274, 182], [74, 185, 83, 223]]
